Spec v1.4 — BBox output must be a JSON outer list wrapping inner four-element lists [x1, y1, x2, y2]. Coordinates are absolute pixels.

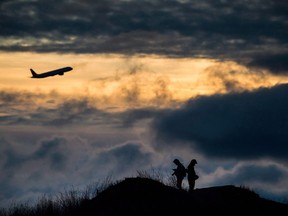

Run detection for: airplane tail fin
[[30, 69, 37, 77]]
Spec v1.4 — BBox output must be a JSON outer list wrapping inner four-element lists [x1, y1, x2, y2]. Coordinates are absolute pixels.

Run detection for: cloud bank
[[0, 134, 155, 207], [0, 0, 287, 73], [152, 84, 288, 161]]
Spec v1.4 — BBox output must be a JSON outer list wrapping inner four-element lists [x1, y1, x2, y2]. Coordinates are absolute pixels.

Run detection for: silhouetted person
[[172, 158, 186, 190], [186, 159, 198, 192]]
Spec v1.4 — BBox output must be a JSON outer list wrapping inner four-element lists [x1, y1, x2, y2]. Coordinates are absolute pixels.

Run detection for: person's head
[[173, 158, 180, 165], [191, 159, 197, 165]]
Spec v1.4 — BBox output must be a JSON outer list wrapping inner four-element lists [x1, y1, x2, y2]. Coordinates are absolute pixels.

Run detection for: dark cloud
[[216, 163, 286, 186], [0, 92, 121, 127], [96, 142, 153, 174], [2, 137, 67, 171], [0, 89, 164, 128], [42, 98, 109, 126], [0, 132, 157, 207], [248, 52, 288, 75], [0, 0, 287, 73], [0, 90, 41, 104], [0, 135, 85, 206], [152, 84, 288, 160], [32, 137, 67, 170], [120, 108, 162, 127], [233, 164, 284, 184]]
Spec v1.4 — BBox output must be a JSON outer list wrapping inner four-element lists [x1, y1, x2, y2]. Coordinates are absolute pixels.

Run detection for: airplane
[[30, 66, 73, 78]]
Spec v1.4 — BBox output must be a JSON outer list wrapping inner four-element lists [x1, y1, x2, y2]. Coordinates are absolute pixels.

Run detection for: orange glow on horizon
[[1, 52, 287, 110]]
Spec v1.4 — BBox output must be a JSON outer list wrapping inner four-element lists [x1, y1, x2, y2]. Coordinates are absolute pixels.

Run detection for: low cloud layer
[[1, 0, 287, 74], [2, 83, 288, 206], [0, 134, 155, 207], [152, 84, 288, 161]]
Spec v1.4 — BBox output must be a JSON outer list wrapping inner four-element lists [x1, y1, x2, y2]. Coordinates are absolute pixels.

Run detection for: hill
[[80, 177, 288, 216]]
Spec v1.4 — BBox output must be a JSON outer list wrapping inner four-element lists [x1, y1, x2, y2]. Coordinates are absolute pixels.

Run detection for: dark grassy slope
[[82, 177, 288, 216]]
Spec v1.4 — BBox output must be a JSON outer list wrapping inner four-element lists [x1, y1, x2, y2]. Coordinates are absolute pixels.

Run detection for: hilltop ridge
[[1, 177, 287, 216], [81, 177, 288, 216]]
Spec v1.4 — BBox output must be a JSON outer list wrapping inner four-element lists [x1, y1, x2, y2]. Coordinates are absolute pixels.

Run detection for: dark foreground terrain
[[2, 177, 288, 216], [80, 177, 288, 216]]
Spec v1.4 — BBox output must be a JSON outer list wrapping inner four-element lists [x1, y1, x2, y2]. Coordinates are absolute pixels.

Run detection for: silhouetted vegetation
[[1, 171, 287, 216], [0, 175, 115, 216]]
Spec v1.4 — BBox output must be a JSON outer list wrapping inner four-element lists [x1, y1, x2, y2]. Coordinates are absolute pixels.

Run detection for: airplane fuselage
[[30, 66, 73, 78]]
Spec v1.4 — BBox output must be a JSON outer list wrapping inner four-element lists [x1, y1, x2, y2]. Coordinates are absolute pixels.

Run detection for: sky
[[1, 0, 288, 207]]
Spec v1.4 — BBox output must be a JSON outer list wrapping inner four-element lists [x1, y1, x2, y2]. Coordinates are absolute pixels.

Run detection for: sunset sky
[[1, 0, 288, 207]]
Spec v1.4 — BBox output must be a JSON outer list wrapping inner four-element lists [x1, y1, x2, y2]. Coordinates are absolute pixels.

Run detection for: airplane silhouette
[[30, 66, 73, 78]]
